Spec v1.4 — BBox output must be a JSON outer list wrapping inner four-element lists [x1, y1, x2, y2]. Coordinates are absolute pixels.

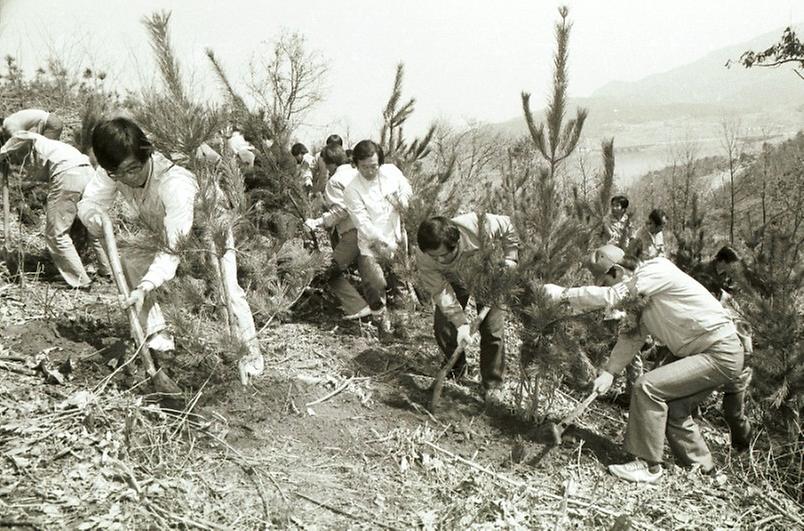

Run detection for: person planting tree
[[77, 117, 264, 385]]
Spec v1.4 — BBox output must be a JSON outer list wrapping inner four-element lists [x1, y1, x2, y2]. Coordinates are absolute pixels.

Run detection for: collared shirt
[[0, 132, 90, 191], [344, 163, 412, 256], [629, 226, 667, 259], [77, 152, 198, 290], [417, 213, 519, 327], [321, 164, 356, 234], [563, 257, 737, 374], [605, 213, 633, 248]]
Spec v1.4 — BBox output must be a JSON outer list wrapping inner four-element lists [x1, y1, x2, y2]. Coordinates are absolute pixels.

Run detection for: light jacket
[[77, 152, 198, 290], [417, 213, 519, 327]]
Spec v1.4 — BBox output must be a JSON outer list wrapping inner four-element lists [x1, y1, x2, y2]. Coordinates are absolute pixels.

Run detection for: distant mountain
[[491, 24, 804, 147]]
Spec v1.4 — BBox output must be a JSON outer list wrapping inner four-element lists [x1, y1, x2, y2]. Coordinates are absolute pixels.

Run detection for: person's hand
[[456, 323, 473, 347], [238, 351, 265, 386], [385, 191, 404, 211], [120, 287, 146, 314], [119, 282, 153, 314], [304, 218, 321, 231], [592, 370, 614, 394], [503, 258, 517, 269], [542, 283, 565, 302], [374, 237, 398, 259]]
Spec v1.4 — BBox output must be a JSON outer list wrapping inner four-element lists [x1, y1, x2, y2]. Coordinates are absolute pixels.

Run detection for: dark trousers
[[722, 365, 752, 447], [433, 282, 506, 389]]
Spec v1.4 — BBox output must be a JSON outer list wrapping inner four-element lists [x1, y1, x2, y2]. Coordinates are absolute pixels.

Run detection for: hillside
[[489, 25, 804, 184]]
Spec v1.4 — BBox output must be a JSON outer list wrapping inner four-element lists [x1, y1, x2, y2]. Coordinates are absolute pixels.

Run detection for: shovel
[[99, 212, 183, 402], [430, 306, 491, 412], [536, 390, 598, 446]]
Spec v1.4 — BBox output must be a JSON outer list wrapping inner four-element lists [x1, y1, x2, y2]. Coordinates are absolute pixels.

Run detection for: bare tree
[[247, 31, 327, 137], [720, 118, 742, 244]]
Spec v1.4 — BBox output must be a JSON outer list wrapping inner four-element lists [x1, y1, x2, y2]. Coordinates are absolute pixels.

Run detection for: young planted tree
[[488, 5, 598, 420], [129, 11, 326, 371]]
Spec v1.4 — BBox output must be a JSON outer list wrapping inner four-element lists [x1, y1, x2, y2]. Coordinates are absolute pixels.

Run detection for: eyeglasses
[[106, 160, 144, 180]]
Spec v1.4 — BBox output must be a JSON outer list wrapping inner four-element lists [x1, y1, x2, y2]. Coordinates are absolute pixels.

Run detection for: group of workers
[[1, 107, 754, 484]]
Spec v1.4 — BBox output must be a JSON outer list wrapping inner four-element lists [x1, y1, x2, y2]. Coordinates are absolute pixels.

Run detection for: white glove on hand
[[456, 323, 473, 347], [542, 283, 565, 302], [304, 218, 321, 230], [592, 370, 614, 394], [238, 352, 265, 386]]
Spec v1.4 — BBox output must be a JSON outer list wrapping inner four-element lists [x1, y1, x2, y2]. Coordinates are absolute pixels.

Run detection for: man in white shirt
[[544, 245, 744, 483], [78, 118, 264, 385], [344, 140, 412, 334], [1, 109, 63, 145], [0, 132, 109, 288], [305, 145, 370, 319]]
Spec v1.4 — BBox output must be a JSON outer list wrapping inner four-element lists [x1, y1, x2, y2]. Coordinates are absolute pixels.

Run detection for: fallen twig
[[294, 491, 400, 530], [305, 377, 369, 408], [423, 440, 623, 520], [0, 360, 35, 376]]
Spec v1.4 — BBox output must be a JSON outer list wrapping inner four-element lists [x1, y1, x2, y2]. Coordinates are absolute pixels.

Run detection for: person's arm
[[77, 168, 119, 237], [139, 176, 196, 290], [483, 213, 519, 263], [0, 130, 38, 157], [418, 250, 467, 327], [604, 332, 646, 375]]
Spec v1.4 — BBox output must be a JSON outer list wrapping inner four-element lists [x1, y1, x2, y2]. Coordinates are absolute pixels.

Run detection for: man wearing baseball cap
[[544, 245, 744, 483]]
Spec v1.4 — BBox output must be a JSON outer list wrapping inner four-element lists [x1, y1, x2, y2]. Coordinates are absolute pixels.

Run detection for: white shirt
[[321, 164, 357, 234], [344, 163, 412, 256], [77, 152, 198, 290], [0, 132, 90, 191]]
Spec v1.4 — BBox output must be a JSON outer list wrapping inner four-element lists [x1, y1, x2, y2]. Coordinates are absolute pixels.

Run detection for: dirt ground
[[1, 259, 803, 530]]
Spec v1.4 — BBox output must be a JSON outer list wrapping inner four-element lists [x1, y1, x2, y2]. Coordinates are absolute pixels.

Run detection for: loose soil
[[1, 267, 802, 530]]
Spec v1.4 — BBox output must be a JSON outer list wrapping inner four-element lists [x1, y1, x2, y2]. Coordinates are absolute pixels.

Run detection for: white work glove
[[456, 323, 473, 347], [592, 370, 614, 394], [304, 218, 321, 230], [238, 352, 264, 386], [373, 237, 398, 259], [503, 258, 517, 269], [542, 283, 565, 303], [120, 282, 153, 314]]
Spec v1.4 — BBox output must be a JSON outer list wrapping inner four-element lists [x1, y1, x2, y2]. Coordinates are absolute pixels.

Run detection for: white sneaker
[[608, 459, 662, 483], [344, 306, 371, 320]]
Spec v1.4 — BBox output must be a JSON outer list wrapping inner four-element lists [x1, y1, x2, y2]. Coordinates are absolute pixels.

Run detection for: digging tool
[[430, 306, 491, 412], [99, 212, 183, 401], [537, 390, 599, 446]]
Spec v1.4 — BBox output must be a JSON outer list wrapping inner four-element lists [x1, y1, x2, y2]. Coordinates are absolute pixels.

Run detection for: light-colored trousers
[[45, 167, 110, 288], [625, 331, 744, 470], [120, 228, 260, 356]]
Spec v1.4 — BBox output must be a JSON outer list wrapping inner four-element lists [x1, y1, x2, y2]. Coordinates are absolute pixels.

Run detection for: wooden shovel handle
[[557, 390, 599, 431], [430, 306, 492, 411]]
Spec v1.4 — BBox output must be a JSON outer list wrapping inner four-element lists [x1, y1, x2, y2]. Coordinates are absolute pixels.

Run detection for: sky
[[0, 0, 802, 144]]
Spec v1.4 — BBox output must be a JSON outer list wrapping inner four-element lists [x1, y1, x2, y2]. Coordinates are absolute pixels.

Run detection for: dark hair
[[648, 208, 667, 227], [714, 245, 739, 264], [321, 144, 347, 166], [91, 117, 152, 171], [417, 216, 461, 253], [325, 134, 343, 147], [291, 142, 308, 156], [351, 140, 384, 165], [611, 195, 629, 209], [345, 148, 353, 159]]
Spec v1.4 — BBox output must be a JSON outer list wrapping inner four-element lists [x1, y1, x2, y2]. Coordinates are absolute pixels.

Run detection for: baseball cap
[[587, 244, 625, 283]]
